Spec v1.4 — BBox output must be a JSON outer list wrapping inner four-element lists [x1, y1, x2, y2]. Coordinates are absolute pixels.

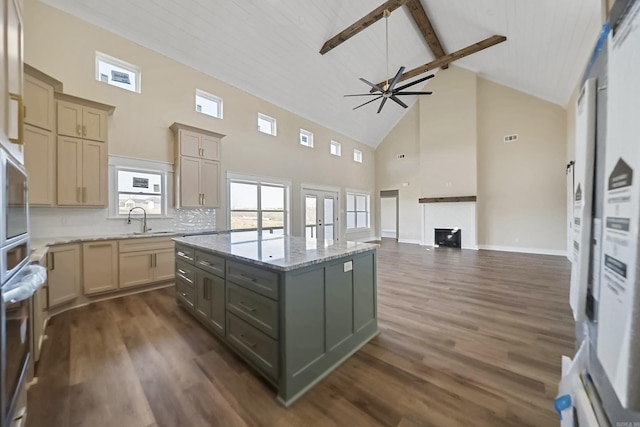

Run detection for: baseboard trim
[[398, 238, 422, 245], [477, 245, 567, 257], [349, 235, 380, 243]]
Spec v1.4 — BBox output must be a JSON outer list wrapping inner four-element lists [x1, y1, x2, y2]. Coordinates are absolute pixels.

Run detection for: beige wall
[[24, 0, 376, 239], [374, 104, 422, 243], [476, 79, 567, 250], [420, 67, 477, 197], [376, 67, 569, 252]]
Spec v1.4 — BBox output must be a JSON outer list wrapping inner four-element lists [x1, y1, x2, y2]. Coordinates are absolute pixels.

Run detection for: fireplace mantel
[[419, 196, 477, 204]]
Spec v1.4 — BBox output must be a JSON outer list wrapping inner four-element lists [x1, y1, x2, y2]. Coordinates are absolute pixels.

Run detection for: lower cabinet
[[119, 250, 155, 288], [83, 241, 118, 295], [47, 244, 81, 308], [119, 237, 175, 289], [195, 269, 225, 336]]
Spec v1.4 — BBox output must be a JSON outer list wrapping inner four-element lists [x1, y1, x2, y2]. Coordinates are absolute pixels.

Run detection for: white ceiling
[[41, 0, 602, 148]]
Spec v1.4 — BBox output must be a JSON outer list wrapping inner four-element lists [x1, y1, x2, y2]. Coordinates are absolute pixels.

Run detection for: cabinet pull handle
[[204, 278, 209, 300], [178, 268, 188, 275], [82, 125, 87, 137], [44, 284, 50, 310], [202, 194, 205, 205], [150, 254, 153, 268], [50, 253, 55, 271], [8, 93, 24, 145], [82, 187, 87, 203], [239, 273, 257, 282], [76, 187, 81, 203], [238, 301, 256, 313], [177, 251, 192, 260], [180, 291, 188, 297], [154, 253, 157, 268], [199, 260, 212, 267], [238, 333, 257, 348], [76, 124, 81, 135]]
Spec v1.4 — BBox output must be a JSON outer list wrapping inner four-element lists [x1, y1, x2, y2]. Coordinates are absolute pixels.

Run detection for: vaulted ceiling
[[41, 0, 602, 148]]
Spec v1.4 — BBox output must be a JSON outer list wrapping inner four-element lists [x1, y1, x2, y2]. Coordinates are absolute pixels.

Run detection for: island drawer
[[176, 280, 195, 311], [175, 244, 195, 264], [226, 282, 279, 339], [227, 313, 279, 380], [176, 260, 195, 287], [226, 261, 279, 300], [195, 250, 225, 278]]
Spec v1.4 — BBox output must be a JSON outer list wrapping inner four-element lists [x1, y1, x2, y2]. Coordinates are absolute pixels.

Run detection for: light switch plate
[[344, 261, 353, 272]]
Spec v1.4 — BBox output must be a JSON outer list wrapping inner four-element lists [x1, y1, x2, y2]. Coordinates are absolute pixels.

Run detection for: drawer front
[[175, 244, 195, 264], [195, 250, 225, 278], [119, 237, 175, 253], [176, 280, 195, 311], [227, 313, 279, 380], [226, 261, 279, 300], [175, 260, 195, 287], [226, 282, 279, 339]]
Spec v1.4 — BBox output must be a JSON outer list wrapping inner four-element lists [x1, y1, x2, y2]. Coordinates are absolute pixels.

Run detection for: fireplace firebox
[[434, 228, 461, 248]]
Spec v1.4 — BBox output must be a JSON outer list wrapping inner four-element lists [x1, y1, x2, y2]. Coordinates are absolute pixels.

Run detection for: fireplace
[[434, 228, 462, 248]]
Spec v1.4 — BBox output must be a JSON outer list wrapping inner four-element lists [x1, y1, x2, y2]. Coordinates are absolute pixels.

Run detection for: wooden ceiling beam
[[371, 35, 507, 90], [319, 0, 411, 55], [405, 0, 448, 68]]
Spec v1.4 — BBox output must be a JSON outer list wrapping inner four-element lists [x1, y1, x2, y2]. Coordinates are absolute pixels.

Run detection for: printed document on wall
[[597, 2, 640, 410], [569, 78, 596, 322]]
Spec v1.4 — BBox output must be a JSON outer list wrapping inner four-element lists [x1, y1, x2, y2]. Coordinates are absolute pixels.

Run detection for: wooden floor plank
[[27, 241, 573, 426]]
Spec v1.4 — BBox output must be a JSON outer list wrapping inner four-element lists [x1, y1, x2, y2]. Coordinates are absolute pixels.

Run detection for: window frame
[[195, 89, 223, 119], [257, 113, 277, 136], [227, 172, 291, 235], [299, 129, 314, 148], [114, 166, 168, 217], [346, 190, 371, 231], [353, 149, 363, 163], [330, 140, 342, 156], [95, 51, 141, 93]]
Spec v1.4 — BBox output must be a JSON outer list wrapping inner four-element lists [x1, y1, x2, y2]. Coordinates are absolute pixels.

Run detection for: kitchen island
[[172, 232, 378, 406]]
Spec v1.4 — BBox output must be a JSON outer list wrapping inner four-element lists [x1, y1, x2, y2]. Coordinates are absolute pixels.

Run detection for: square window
[[346, 192, 370, 230], [116, 169, 164, 215], [354, 149, 363, 163], [300, 129, 313, 147], [258, 113, 277, 136], [195, 89, 223, 119], [96, 52, 140, 93], [330, 140, 342, 156]]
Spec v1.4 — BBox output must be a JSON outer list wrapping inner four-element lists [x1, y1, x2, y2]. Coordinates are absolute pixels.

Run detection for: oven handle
[[2, 265, 48, 304]]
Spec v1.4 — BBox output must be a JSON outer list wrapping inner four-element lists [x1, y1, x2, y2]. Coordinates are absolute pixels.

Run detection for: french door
[[303, 189, 338, 240]]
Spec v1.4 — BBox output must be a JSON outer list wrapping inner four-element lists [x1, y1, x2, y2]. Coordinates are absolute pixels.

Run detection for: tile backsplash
[[173, 209, 216, 232]]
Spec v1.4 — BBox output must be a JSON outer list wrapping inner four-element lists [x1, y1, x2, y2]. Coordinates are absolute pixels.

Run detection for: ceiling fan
[[344, 9, 434, 113]]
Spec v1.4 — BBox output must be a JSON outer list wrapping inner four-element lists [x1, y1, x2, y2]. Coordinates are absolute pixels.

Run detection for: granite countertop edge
[[173, 236, 378, 272]]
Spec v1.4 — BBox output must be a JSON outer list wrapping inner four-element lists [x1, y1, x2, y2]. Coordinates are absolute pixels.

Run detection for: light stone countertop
[[173, 233, 378, 271]]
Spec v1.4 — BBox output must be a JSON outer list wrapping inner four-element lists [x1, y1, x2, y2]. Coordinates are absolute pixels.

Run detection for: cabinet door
[[179, 129, 201, 157], [200, 135, 220, 160], [32, 283, 47, 362], [82, 140, 107, 206], [119, 250, 154, 288], [83, 241, 118, 295], [24, 125, 55, 205], [57, 100, 83, 138], [180, 156, 202, 208], [0, 1, 6, 141], [57, 135, 83, 205], [82, 107, 107, 142], [48, 244, 81, 308], [3, 0, 24, 163], [24, 74, 54, 131], [201, 159, 220, 208], [153, 248, 175, 282]]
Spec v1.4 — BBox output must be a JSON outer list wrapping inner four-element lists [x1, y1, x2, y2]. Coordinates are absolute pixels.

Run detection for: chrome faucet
[[127, 207, 151, 233]]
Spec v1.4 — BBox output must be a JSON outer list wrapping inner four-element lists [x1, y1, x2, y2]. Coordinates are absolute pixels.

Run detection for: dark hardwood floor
[[27, 240, 574, 427]]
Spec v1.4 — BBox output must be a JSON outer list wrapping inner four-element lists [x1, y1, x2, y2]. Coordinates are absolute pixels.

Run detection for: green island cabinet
[[173, 234, 378, 406]]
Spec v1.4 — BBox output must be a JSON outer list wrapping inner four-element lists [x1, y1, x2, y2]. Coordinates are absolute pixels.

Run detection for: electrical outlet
[[396, 153, 406, 160], [504, 134, 519, 143]]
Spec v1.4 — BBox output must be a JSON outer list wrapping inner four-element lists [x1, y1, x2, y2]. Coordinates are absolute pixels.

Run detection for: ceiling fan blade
[[352, 95, 383, 110], [393, 74, 435, 92], [344, 93, 383, 97], [390, 95, 408, 108], [377, 97, 388, 114], [359, 78, 385, 93], [394, 91, 433, 95], [387, 66, 406, 92]]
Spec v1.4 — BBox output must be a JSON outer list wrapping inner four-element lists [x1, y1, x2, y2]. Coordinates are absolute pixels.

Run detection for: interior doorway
[[380, 190, 399, 240], [302, 188, 339, 240]]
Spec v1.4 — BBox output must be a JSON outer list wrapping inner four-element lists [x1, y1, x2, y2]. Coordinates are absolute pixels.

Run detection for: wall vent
[[504, 134, 519, 143], [397, 153, 406, 159]]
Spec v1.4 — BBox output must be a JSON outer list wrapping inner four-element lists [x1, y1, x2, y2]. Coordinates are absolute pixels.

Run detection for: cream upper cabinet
[[24, 124, 55, 205], [48, 244, 81, 308], [83, 241, 118, 295], [24, 73, 55, 131], [57, 135, 107, 206], [171, 122, 224, 209], [57, 100, 108, 142]]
